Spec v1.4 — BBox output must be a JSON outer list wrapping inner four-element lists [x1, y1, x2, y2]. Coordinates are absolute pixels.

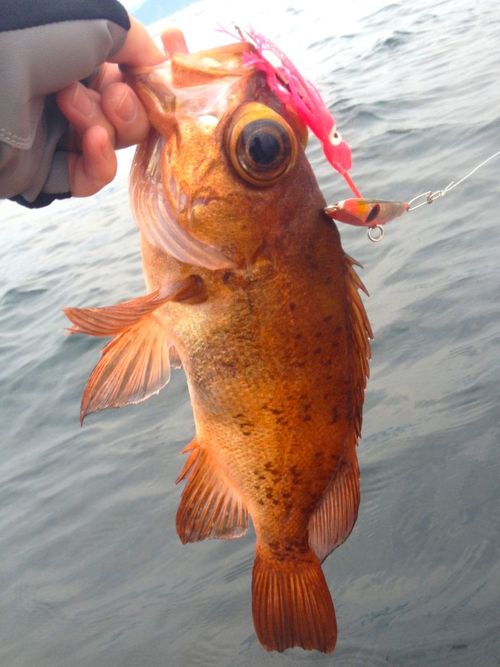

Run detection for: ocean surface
[[1, 0, 499, 665]]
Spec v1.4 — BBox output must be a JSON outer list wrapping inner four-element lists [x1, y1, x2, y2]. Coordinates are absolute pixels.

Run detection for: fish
[[65, 28, 372, 654]]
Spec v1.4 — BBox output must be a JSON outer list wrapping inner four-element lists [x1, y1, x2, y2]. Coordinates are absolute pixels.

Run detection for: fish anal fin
[[308, 456, 360, 562], [252, 545, 337, 653], [64, 275, 206, 337], [176, 442, 248, 543], [80, 313, 172, 423]]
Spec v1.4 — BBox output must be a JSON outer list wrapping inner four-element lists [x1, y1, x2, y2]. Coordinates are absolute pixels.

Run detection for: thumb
[[110, 16, 165, 67]]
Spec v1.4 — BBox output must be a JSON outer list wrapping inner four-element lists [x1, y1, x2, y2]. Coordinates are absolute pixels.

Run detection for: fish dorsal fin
[[176, 441, 248, 543], [344, 253, 372, 437], [308, 453, 360, 562], [307, 254, 370, 562], [64, 276, 206, 423]]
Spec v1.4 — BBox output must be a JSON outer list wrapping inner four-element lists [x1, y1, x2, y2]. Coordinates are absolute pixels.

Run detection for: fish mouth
[[123, 36, 254, 132]]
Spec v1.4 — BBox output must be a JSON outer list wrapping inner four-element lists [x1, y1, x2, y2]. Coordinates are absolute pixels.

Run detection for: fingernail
[[116, 90, 138, 123], [100, 136, 114, 161], [72, 83, 96, 117]]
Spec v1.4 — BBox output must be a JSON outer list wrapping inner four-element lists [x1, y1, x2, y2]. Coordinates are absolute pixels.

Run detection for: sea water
[[1, 0, 499, 665]]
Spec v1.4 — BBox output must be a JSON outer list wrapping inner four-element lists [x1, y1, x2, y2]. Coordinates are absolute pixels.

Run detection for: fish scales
[[65, 28, 371, 654]]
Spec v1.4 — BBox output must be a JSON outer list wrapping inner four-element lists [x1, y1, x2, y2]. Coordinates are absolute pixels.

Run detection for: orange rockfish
[[65, 29, 372, 654]]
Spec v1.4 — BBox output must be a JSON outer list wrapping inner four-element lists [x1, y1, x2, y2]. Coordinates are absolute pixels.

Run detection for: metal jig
[[325, 149, 500, 242]]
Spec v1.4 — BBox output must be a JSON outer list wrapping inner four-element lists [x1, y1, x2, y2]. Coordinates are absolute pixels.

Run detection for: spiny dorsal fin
[[344, 254, 372, 438], [176, 441, 248, 543]]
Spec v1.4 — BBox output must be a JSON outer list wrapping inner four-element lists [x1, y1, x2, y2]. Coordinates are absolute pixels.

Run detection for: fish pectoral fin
[[64, 275, 206, 337], [308, 454, 360, 562], [78, 313, 172, 423], [176, 441, 248, 543], [64, 276, 206, 423], [252, 545, 337, 653]]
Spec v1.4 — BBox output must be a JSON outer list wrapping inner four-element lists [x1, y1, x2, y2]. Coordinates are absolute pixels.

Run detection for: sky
[[121, 0, 147, 11]]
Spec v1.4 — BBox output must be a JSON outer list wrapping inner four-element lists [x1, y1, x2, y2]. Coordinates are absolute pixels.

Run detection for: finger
[[57, 82, 116, 147], [101, 82, 150, 148], [68, 125, 117, 197], [89, 63, 123, 94], [161, 28, 190, 57], [110, 16, 165, 67]]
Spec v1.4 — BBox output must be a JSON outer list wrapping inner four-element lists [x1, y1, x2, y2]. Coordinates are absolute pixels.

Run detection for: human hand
[[56, 17, 165, 197]]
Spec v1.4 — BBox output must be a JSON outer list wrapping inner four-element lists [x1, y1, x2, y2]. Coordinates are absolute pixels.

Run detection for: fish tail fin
[[252, 544, 337, 653]]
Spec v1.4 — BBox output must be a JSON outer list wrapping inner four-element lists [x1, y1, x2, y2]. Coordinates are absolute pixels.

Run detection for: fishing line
[[326, 149, 500, 242]]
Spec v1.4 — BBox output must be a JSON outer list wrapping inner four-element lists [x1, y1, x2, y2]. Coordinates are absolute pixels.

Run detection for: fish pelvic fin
[[308, 452, 360, 562], [252, 544, 337, 653], [64, 276, 206, 423], [176, 441, 249, 543]]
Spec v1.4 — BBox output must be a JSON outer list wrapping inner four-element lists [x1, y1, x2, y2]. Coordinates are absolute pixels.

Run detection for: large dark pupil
[[249, 132, 280, 165]]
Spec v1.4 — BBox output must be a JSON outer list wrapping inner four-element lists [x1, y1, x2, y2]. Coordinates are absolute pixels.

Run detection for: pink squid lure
[[237, 27, 362, 197]]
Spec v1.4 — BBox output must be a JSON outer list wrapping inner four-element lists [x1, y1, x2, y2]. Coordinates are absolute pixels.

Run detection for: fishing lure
[[326, 150, 500, 242], [234, 26, 362, 197], [233, 28, 498, 244]]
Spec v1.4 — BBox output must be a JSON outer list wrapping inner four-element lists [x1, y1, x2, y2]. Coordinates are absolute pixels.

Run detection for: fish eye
[[227, 103, 298, 187]]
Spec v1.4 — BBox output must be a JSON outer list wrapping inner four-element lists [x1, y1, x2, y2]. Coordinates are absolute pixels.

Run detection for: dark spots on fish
[[302, 415, 312, 422], [254, 484, 260, 490], [272, 499, 279, 506], [289, 302, 296, 311], [281, 490, 291, 498], [303, 402, 312, 411], [258, 474, 266, 480], [266, 492, 273, 500], [276, 415, 289, 426], [265, 486, 273, 494], [270, 407, 283, 415], [235, 413, 245, 419], [222, 271, 234, 283], [300, 501, 317, 515], [313, 347, 322, 355], [330, 407, 339, 423], [323, 391, 333, 401], [333, 325, 343, 335], [314, 330, 322, 339], [290, 465, 302, 485], [323, 314, 333, 323], [314, 451, 323, 459], [242, 430, 252, 436], [305, 255, 319, 271], [264, 462, 273, 470]]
